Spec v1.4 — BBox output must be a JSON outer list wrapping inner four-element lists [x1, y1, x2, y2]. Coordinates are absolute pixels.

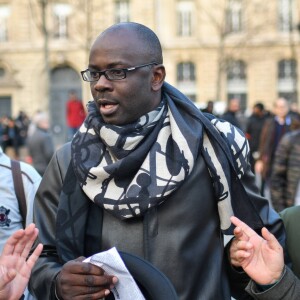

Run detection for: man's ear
[[151, 65, 166, 91]]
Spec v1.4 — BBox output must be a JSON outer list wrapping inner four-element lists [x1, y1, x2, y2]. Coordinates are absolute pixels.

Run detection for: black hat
[[106, 251, 178, 300]]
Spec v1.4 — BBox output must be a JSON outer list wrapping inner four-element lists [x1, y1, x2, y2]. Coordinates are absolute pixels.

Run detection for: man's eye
[[90, 71, 99, 78], [109, 69, 123, 76]]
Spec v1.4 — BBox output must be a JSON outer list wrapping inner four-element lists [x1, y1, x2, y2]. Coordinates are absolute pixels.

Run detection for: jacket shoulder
[[52, 142, 72, 179]]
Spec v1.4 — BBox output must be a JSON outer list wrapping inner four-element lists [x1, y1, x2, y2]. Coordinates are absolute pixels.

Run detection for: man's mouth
[[97, 100, 119, 115]]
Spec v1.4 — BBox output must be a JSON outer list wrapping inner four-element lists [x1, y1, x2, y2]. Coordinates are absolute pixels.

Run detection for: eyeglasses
[[81, 62, 158, 82]]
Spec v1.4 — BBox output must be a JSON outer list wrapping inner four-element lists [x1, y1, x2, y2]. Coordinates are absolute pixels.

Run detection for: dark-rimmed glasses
[[81, 62, 158, 82]]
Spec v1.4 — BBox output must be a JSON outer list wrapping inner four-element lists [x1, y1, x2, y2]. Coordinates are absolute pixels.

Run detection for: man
[[201, 100, 214, 114], [1, 116, 19, 159], [29, 22, 287, 300], [245, 102, 267, 171], [221, 98, 242, 129], [0, 224, 43, 300], [66, 90, 86, 141], [26, 112, 55, 176], [255, 98, 293, 199]]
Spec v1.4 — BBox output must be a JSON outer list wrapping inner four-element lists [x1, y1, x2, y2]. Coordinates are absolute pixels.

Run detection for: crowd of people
[[0, 111, 30, 160], [203, 96, 300, 212], [1, 21, 300, 300], [0, 111, 55, 176]]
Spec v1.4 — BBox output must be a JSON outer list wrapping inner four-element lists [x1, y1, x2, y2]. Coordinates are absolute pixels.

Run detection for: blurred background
[[0, 0, 299, 149]]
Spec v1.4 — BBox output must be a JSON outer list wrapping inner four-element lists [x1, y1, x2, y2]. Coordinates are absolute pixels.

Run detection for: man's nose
[[94, 74, 112, 91]]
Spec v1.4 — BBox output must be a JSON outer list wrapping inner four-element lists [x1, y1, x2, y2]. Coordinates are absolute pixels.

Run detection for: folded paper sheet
[[84, 247, 145, 300]]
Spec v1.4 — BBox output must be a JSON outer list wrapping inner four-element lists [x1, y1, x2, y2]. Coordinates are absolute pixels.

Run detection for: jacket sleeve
[[29, 144, 71, 299], [258, 118, 271, 161], [270, 135, 290, 212], [245, 266, 300, 299]]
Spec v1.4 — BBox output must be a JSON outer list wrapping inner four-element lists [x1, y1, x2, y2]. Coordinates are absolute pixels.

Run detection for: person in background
[[230, 215, 300, 299], [255, 98, 293, 199], [14, 111, 30, 149], [1, 116, 19, 159], [270, 119, 300, 212], [201, 100, 214, 114], [26, 112, 55, 176], [0, 223, 43, 300], [29, 22, 287, 300], [245, 102, 268, 172], [0, 146, 41, 300], [66, 90, 86, 141], [288, 102, 300, 121], [221, 98, 242, 129], [27, 111, 41, 139]]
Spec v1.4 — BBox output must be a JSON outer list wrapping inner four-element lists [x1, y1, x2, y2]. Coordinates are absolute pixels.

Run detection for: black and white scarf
[[71, 82, 263, 232]]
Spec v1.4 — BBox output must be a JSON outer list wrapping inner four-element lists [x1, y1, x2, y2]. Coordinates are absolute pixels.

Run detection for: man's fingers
[[74, 256, 86, 262], [12, 224, 37, 258], [233, 226, 251, 242], [236, 240, 253, 251], [62, 260, 106, 276], [233, 249, 251, 261], [261, 227, 283, 252], [26, 243, 43, 270], [233, 226, 245, 239], [231, 216, 257, 238], [1, 229, 25, 256], [20, 227, 39, 259]]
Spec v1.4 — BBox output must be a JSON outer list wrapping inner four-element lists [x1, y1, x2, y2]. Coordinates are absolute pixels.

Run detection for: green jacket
[[280, 206, 300, 278]]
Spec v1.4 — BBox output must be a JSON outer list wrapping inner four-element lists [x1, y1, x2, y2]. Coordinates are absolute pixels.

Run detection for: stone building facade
[[0, 0, 299, 144]]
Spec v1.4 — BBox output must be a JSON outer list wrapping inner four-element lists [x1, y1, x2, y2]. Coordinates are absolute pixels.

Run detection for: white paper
[[84, 247, 145, 300]]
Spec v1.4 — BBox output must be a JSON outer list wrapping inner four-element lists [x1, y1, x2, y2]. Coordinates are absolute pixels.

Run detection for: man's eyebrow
[[88, 62, 128, 70]]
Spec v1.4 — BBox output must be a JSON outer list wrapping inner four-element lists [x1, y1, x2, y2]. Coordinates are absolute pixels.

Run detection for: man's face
[[274, 99, 289, 119], [88, 30, 159, 125], [229, 99, 240, 112]]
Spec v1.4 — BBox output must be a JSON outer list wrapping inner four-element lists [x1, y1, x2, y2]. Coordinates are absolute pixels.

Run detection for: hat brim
[[109, 251, 178, 300]]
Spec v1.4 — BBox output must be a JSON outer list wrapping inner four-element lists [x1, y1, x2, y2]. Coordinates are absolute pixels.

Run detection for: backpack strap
[[11, 159, 27, 228]]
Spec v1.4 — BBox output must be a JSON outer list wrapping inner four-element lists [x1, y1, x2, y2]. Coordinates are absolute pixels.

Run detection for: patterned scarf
[[71, 82, 263, 232]]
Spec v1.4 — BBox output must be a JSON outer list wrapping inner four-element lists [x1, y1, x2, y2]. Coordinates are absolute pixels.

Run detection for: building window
[[278, 0, 293, 32], [227, 60, 246, 80], [0, 5, 10, 42], [278, 59, 297, 79], [177, 62, 196, 101], [226, 60, 247, 111], [278, 59, 297, 102], [177, 1, 193, 37], [53, 4, 72, 39], [226, 0, 243, 33], [115, 0, 130, 23], [177, 62, 195, 82]]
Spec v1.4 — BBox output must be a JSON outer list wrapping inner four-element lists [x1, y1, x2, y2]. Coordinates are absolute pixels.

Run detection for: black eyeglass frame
[[81, 62, 158, 82]]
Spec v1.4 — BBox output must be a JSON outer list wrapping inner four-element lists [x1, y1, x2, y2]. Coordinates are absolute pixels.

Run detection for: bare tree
[[28, 0, 50, 110], [196, 0, 275, 103]]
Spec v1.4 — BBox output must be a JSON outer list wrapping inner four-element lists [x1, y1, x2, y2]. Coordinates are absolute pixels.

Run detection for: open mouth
[[98, 101, 119, 115], [102, 103, 115, 109]]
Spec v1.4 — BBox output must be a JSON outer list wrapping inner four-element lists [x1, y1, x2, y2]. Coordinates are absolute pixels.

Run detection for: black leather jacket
[[29, 142, 287, 300]]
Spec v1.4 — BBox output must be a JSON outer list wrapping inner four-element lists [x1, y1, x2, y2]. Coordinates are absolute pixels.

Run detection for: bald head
[[93, 22, 163, 64], [87, 22, 166, 125], [273, 97, 289, 119]]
